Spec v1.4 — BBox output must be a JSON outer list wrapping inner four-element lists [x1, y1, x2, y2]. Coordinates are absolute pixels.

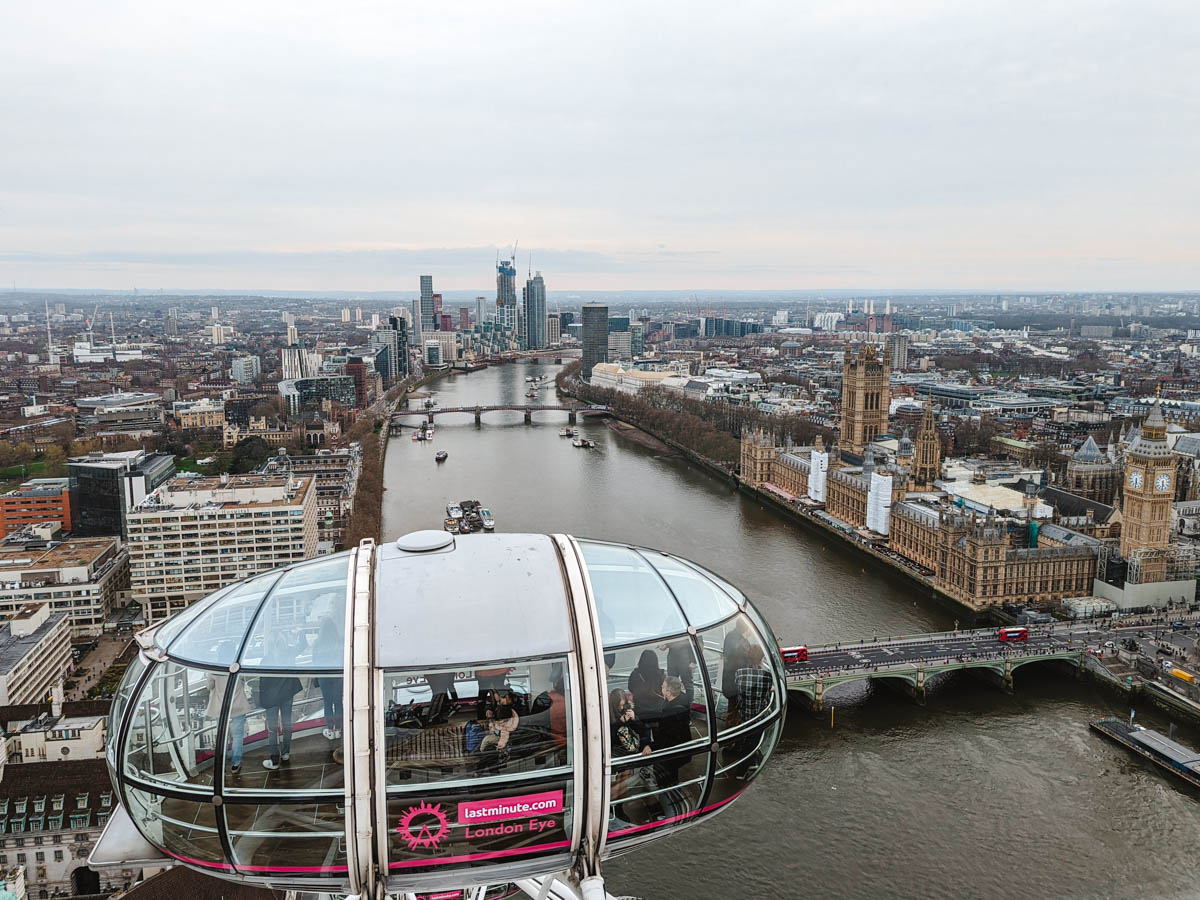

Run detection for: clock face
[[1156, 473, 1172, 492], [1129, 471, 1144, 489]]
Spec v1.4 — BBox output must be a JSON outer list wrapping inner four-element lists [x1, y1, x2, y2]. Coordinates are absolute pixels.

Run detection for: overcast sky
[[2, 0, 1197, 292]]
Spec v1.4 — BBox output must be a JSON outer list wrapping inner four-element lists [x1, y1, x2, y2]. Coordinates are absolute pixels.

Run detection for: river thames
[[381, 362, 1200, 900]]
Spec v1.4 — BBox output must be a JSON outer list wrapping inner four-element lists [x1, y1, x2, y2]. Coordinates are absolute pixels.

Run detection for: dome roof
[[100, 535, 785, 897]]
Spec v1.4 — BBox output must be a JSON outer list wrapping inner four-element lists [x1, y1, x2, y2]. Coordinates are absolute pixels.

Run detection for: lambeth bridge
[[390, 404, 610, 428], [785, 625, 1099, 710]]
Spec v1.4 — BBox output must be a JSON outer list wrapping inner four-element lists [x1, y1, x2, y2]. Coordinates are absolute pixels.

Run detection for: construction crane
[[87, 302, 101, 341]]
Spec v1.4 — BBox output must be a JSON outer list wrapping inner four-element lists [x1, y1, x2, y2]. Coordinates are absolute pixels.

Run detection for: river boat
[[478, 508, 495, 530], [559, 427, 573, 437], [461, 513, 483, 533], [572, 438, 595, 448], [446, 503, 463, 520], [1090, 717, 1200, 790], [435, 450, 448, 463], [412, 431, 424, 441], [525, 391, 537, 398], [424, 398, 435, 409], [442, 517, 460, 534]]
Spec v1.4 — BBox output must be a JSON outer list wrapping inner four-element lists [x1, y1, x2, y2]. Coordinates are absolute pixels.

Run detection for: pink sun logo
[[397, 801, 449, 851]]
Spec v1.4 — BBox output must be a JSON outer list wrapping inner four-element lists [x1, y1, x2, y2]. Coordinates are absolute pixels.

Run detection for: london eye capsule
[[94, 532, 786, 898]]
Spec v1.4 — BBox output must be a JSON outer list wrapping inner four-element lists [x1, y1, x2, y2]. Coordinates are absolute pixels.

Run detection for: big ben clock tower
[[1120, 398, 1173, 573]]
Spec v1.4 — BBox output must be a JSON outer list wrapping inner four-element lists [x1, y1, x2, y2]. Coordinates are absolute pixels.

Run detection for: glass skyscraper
[[419, 275, 435, 332], [523, 272, 547, 350], [581, 303, 609, 380]]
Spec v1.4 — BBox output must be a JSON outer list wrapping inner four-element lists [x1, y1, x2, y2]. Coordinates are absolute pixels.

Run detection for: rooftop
[[0, 607, 67, 675], [0, 536, 119, 573]]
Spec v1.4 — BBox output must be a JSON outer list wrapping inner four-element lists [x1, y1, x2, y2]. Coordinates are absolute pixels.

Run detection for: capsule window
[[381, 659, 571, 789], [122, 662, 224, 789], [224, 671, 344, 794], [641, 552, 739, 628], [124, 787, 224, 868], [239, 557, 348, 669], [604, 638, 708, 761], [698, 614, 778, 735], [577, 542, 686, 645], [226, 802, 348, 874]]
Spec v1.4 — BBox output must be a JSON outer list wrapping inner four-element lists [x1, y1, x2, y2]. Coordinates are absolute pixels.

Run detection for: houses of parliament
[[740, 343, 1196, 612]]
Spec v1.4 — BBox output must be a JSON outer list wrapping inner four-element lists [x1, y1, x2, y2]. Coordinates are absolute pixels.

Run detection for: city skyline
[[3, 0, 1198, 292]]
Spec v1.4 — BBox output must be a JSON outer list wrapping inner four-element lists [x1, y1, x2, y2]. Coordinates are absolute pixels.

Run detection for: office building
[[608, 315, 631, 333], [0, 479, 71, 537], [345, 357, 369, 409], [581, 304, 609, 380], [278, 375, 357, 415], [0, 604, 71, 706], [419, 275, 436, 332], [547, 315, 561, 345], [126, 473, 318, 624], [230, 355, 261, 384], [0, 534, 129, 636], [523, 271, 547, 350], [630, 322, 645, 357], [74, 392, 164, 434], [368, 327, 400, 383], [476, 296, 488, 328], [607, 332, 632, 362], [459, 307, 471, 332], [209, 324, 234, 344], [425, 340, 442, 366], [68, 449, 176, 537], [257, 445, 361, 552]]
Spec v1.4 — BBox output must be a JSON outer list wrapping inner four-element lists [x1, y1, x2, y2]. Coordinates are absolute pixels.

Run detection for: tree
[[42, 445, 67, 476], [230, 437, 273, 474]]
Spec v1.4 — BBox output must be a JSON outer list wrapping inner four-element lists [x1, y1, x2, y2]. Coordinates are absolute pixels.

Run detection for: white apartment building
[[0, 536, 130, 637], [126, 474, 318, 624], [0, 606, 72, 706]]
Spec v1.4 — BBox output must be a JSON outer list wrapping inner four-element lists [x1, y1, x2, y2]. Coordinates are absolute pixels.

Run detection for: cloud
[[1, 0, 1197, 290]]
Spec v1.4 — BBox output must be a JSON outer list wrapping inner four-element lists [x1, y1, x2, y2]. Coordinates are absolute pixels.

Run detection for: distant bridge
[[786, 626, 1092, 709], [481, 349, 583, 364], [390, 404, 610, 427]]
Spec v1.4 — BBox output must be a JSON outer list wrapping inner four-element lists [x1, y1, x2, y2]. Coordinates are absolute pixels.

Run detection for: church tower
[[1120, 399, 1174, 577], [840, 342, 891, 455], [913, 401, 941, 487]]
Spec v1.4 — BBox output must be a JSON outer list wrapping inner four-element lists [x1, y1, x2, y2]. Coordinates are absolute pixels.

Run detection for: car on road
[[1103, 640, 1116, 650], [1171, 621, 1188, 631]]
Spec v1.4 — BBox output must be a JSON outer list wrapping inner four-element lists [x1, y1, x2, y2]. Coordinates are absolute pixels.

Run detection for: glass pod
[[100, 532, 785, 896]]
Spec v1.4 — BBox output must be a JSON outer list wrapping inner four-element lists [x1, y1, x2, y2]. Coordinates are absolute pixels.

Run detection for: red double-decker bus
[[997, 626, 1029, 642], [782, 646, 808, 663]]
